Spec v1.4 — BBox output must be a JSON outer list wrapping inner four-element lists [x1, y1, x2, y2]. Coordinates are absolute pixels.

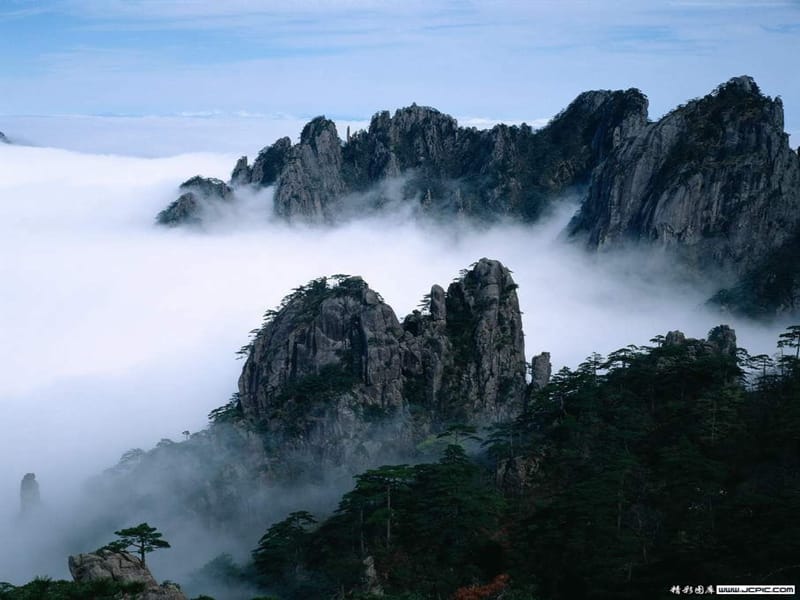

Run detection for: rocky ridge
[[0, 131, 8, 144], [236, 257, 528, 467], [568, 76, 800, 314], [96, 258, 537, 532], [157, 91, 647, 225], [154, 76, 800, 316]]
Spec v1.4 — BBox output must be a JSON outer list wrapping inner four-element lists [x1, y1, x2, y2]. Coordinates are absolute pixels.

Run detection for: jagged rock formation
[[19, 473, 40, 516], [0, 131, 8, 144], [156, 176, 233, 226], [530, 352, 552, 391], [401, 259, 527, 424], [237, 257, 527, 466], [153, 77, 800, 317], [158, 91, 647, 225], [95, 258, 528, 533], [569, 76, 800, 315], [69, 551, 187, 600], [273, 118, 348, 222], [237, 274, 410, 465], [662, 325, 738, 361]]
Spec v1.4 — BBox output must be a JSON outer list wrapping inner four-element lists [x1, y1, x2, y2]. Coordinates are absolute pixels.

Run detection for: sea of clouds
[[0, 120, 792, 585]]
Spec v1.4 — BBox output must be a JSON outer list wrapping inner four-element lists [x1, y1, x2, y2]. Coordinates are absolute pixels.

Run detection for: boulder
[[68, 551, 187, 600]]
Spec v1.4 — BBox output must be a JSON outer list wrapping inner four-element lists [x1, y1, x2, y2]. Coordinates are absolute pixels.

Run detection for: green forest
[[231, 327, 800, 599], [3, 327, 798, 600]]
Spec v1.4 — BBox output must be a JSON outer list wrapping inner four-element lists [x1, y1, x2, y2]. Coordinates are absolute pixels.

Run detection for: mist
[[0, 139, 792, 589]]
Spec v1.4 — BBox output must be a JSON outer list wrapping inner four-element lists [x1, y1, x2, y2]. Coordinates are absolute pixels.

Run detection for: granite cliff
[[95, 258, 537, 531], [568, 76, 800, 315], [154, 77, 800, 316], [236, 257, 527, 467], [157, 90, 647, 225]]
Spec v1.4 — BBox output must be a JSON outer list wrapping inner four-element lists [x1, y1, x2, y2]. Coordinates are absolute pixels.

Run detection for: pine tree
[[103, 523, 170, 566]]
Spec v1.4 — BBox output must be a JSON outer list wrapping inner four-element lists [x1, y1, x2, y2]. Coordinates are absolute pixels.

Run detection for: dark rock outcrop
[[249, 136, 292, 187], [158, 92, 647, 225], [0, 131, 8, 144], [237, 274, 409, 466], [69, 551, 187, 600], [401, 259, 527, 424], [238, 259, 525, 464], [530, 352, 552, 391], [236, 258, 527, 466], [96, 258, 529, 534], [660, 326, 738, 362], [271, 93, 646, 221], [156, 176, 233, 226], [230, 156, 251, 186], [273, 118, 348, 222], [569, 76, 800, 314]]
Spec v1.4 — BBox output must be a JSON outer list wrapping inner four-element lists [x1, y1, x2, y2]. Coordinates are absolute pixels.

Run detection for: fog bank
[[0, 141, 791, 585]]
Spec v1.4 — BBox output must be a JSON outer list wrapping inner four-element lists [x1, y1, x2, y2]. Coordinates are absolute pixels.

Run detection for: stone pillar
[[20, 473, 40, 516]]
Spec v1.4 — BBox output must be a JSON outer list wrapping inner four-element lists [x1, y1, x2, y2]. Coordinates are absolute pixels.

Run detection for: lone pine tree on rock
[[104, 522, 170, 566]]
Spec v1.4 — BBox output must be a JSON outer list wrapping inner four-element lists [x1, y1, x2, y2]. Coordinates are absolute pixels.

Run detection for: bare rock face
[[249, 136, 292, 187], [92, 259, 530, 534], [156, 91, 648, 224], [237, 258, 527, 465], [156, 176, 233, 226], [238, 275, 409, 465], [230, 155, 251, 186], [570, 76, 800, 314], [0, 131, 8, 144], [68, 551, 187, 600], [530, 352, 552, 391], [273, 117, 347, 222], [404, 258, 527, 423]]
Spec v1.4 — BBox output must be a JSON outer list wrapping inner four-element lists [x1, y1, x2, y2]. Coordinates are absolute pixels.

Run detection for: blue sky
[[1, 0, 799, 137]]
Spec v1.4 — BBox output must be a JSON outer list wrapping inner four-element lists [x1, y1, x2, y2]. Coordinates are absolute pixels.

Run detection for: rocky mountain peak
[[300, 116, 340, 147], [569, 75, 800, 315], [719, 74, 759, 95], [402, 258, 527, 424], [155, 176, 233, 226], [0, 131, 8, 144], [250, 136, 292, 187], [157, 88, 651, 225], [707, 324, 738, 357], [234, 259, 527, 467], [661, 326, 738, 360], [237, 274, 407, 465], [274, 118, 346, 222]]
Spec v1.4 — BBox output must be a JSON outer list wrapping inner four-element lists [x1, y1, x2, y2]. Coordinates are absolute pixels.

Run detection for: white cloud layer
[[0, 138, 793, 584]]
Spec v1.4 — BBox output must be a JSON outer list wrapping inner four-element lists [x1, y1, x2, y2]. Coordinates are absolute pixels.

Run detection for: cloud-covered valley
[[0, 138, 793, 584]]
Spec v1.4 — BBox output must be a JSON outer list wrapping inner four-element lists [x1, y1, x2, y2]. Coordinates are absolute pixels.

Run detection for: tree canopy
[[103, 523, 170, 566]]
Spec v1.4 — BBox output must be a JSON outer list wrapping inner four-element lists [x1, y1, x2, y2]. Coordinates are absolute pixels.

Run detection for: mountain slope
[[568, 76, 800, 314]]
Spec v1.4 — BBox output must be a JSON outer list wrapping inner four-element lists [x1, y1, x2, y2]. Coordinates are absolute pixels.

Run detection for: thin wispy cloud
[[1, 0, 797, 131]]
